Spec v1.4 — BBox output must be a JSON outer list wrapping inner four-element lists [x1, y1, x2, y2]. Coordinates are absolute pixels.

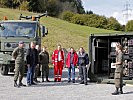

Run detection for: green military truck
[[0, 13, 48, 75]]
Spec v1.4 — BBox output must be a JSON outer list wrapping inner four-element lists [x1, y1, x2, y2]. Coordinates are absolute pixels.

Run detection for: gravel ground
[[0, 68, 133, 100]]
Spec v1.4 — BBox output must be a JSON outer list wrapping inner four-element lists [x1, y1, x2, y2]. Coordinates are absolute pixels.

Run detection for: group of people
[[52, 45, 89, 85], [12, 41, 50, 87], [12, 41, 124, 95], [12, 41, 89, 88]]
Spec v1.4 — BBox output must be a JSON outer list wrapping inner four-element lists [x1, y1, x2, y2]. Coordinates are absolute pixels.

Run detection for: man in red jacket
[[52, 44, 64, 82], [66, 47, 78, 83]]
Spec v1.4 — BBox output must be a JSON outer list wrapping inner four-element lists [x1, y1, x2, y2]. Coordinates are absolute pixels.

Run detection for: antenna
[[123, 0, 132, 25], [19, 11, 48, 21]]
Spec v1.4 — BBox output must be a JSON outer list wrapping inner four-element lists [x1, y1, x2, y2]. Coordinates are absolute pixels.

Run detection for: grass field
[[0, 8, 117, 55]]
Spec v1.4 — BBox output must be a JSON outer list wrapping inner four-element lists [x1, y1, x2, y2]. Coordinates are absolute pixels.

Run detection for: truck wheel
[[1, 65, 9, 75]]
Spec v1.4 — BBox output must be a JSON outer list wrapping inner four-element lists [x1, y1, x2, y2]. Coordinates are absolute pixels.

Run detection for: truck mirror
[[41, 25, 48, 37]]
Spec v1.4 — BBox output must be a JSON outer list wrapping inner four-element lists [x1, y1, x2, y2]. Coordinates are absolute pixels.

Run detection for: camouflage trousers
[[40, 64, 49, 78], [114, 69, 123, 88], [14, 63, 25, 83]]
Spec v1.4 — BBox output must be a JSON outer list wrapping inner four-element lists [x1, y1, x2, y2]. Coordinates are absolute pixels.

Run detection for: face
[[70, 48, 74, 53], [42, 47, 46, 52], [30, 42, 36, 49], [36, 45, 40, 50], [115, 46, 119, 52], [19, 43, 24, 48], [57, 45, 61, 50], [79, 48, 83, 53]]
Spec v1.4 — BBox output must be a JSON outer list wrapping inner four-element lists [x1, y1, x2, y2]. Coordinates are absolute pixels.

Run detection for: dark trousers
[[68, 64, 75, 81], [79, 65, 87, 83], [41, 64, 49, 79], [34, 64, 40, 80], [27, 65, 35, 84]]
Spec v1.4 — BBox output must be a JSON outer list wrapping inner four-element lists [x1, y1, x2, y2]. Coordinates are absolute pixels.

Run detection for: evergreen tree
[[27, 0, 40, 12]]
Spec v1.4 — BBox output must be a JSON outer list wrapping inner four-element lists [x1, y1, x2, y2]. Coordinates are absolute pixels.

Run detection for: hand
[[36, 64, 39, 68], [27, 64, 30, 67], [86, 65, 88, 68], [112, 63, 115, 66], [66, 65, 68, 68]]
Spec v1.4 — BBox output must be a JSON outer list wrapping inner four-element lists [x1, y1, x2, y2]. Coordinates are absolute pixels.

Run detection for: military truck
[[0, 13, 48, 75], [89, 33, 133, 82]]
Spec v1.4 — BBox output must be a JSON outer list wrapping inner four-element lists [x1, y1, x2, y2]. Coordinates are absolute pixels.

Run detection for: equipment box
[[89, 33, 133, 80]]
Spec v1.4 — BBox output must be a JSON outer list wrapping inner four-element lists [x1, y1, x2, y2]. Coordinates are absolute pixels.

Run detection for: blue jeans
[[27, 65, 35, 84], [68, 64, 75, 81]]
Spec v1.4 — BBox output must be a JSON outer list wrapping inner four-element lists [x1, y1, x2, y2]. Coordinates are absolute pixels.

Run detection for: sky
[[81, 0, 133, 25]]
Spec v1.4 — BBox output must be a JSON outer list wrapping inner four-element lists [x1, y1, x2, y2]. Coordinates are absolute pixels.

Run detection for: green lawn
[[0, 8, 117, 55]]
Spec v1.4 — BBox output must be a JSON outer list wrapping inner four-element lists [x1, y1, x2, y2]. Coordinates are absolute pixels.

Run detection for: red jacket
[[66, 52, 78, 68], [52, 50, 64, 66]]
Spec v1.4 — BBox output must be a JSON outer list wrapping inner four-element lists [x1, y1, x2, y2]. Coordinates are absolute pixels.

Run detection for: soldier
[[12, 41, 26, 87], [77, 47, 89, 85], [39, 46, 50, 82], [52, 44, 64, 82], [26, 42, 38, 86], [112, 44, 123, 95], [34, 45, 41, 83]]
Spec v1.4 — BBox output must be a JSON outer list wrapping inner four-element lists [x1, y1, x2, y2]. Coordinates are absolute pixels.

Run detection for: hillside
[[0, 8, 117, 55]]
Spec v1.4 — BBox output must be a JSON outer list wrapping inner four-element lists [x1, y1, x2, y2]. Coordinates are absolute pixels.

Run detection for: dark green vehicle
[[0, 13, 48, 75]]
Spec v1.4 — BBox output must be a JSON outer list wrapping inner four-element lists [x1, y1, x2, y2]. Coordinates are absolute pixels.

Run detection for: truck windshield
[[0, 22, 37, 37]]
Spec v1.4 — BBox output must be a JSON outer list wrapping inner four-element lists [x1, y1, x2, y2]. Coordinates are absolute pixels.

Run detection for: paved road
[[0, 68, 133, 100]]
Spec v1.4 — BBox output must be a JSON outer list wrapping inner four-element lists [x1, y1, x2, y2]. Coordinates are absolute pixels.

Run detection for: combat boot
[[42, 78, 44, 82], [14, 81, 20, 88], [19, 82, 26, 87], [46, 76, 50, 82], [84, 82, 88, 85], [112, 88, 119, 95], [72, 79, 75, 83], [120, 87, 123, 94], [46, 79, 50, 82], [80, 81, 84, 84]]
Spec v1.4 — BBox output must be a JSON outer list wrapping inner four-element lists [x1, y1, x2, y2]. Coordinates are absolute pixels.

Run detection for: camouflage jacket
[[12, 47, 25, 64]]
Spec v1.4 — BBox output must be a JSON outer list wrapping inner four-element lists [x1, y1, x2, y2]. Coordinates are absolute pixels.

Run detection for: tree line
[[0, 0, 85, 16], [60, 11, 125, 31]]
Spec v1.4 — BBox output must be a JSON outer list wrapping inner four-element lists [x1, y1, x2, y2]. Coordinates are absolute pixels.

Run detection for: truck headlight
[[5, 43, 11, 48], [4, 43, 18, 48]]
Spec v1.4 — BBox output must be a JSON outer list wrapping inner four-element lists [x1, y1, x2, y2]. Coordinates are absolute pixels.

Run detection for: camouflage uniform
[[39, 51, 49, 81], [12, 47, 25, 83], [114, 51, 123, 88]]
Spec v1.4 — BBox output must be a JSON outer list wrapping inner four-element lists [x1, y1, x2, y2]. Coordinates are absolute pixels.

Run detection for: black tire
[[1, 65, 9, 75]]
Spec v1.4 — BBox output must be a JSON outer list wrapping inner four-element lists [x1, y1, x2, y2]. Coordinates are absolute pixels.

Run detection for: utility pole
[[123, 0, 132, 25]]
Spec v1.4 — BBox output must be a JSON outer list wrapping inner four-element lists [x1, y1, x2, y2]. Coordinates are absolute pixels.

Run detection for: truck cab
[[0, 14, 48, 75]]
